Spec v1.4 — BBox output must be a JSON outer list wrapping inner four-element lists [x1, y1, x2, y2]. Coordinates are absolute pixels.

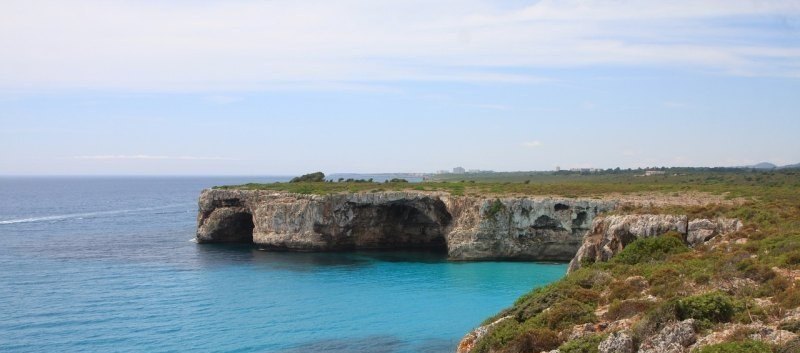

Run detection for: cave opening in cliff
[[210, 211, 255, 243], [348, 200, 452, 252]]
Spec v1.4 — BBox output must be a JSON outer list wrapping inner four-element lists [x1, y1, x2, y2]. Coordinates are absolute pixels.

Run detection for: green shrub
[[677, 292, 736, 325], [777, 284, 800, 309], [505, 327, 561, 353], [559, 334, 605, 353], [786, 251, 800, 266], [290, 171, 325, 183], [649, 267, 686, 299], [485, 199, 506, 219], [613, 235, 689, 265], [604, 299, 657, 320], [779, 320, 800, 333], [693, 340, 772, 353], [533, 298, 596, 330], [736, 258, 776, 282], [471, 319, 521, 353], [607, 277, 648, 301], [513, 283, 600, 321]]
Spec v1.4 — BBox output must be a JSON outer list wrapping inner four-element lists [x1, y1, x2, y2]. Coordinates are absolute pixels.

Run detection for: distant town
[[434, 166, 667, 176]]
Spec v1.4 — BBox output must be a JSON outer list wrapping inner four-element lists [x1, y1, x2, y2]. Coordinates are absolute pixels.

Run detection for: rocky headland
[[196, 188, 616, 261]]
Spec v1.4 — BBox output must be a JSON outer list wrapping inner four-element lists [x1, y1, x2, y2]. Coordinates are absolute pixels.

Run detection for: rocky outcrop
[[639, 319, 697, 353], [687, 218, 743, 246], [456, 316, 512, 353], [196, 189, 616, 261], [599, 331, 634, 353], [568, 215, 743, 272]]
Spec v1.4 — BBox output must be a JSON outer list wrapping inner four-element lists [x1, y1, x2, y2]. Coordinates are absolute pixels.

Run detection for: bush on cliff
[[532, 298, 596, 330], [558, 334, 605, 353], [290, 172, 325, 183], [676, 291, 736, 325], [612, 233, 689, 265], [693, 340, 772, 353], [505, 327, 561, 353]]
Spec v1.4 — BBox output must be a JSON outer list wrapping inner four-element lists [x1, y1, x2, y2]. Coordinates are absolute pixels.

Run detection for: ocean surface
[[0, 177, 567, 353]]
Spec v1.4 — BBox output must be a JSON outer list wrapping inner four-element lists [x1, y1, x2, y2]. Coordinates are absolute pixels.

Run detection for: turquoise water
[[0, 177, 567, 353]]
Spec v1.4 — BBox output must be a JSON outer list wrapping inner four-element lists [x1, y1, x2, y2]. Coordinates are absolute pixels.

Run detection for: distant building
[[452, 167, 466, 174], [467, 169, 481, 173], [436, 170, 449, 174], [555, 166, 561, 172], [645, 170, 666, 176]]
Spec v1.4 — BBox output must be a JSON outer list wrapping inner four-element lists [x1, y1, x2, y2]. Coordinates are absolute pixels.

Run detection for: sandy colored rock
[[197, 189, 617, 260]]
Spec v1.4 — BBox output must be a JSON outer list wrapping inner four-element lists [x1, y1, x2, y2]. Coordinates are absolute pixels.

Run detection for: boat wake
[[0, 203, 194, 225]]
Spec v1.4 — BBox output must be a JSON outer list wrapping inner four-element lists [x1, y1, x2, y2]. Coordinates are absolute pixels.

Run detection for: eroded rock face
[[456, 316, 511, 353], [687, 218, 743, 246], [568, 214, 742, 272], [444, 197, 616, 260], [639, 319, 697, 353], [196, 189, 616, 260], [599, 331, 634, 353]]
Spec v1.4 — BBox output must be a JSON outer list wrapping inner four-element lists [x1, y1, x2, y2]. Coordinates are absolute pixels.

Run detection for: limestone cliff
[[567, 214, 743, 272], [196, 189, 616, 261]]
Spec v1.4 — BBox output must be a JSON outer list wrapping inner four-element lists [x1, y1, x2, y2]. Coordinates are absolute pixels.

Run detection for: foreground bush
[[613, 234, 689, 265], [677, 292, 736, 325], [559, 334, 604, 353]]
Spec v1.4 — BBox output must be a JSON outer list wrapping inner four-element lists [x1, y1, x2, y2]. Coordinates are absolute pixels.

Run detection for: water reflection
[[193, 243, 374, 271]]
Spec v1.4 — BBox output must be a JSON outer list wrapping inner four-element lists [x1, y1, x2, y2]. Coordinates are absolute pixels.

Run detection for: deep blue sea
[[0, 177, 566, 353]]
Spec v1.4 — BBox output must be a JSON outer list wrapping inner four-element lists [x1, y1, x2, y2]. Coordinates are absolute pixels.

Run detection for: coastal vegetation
[[215, 168, 800, 352], [289, 171, 325, 183]]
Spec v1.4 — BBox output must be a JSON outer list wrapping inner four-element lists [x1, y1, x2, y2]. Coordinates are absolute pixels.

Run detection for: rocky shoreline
[[196, 189, 617, 261]]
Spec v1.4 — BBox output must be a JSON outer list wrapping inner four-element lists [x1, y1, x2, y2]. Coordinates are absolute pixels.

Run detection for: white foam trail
[[188, 238, 198, 243], [0, 203, 194, 225]]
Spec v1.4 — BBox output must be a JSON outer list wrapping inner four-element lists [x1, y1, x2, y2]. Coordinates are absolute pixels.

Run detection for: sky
[[1, 0, 799, 175]]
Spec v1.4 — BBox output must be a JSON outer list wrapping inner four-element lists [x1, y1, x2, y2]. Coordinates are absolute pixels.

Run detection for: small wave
[[188, 238, 198, 243], [0, 203, 194, 225]]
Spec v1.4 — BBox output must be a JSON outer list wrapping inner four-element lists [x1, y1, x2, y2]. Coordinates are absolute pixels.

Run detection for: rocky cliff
[[196, 189, 616, 261], [568, 214, 743, 272]]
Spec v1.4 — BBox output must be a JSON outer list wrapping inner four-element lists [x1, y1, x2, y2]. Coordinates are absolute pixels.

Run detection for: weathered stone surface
[[444, 197, 616, 260], [599, 331, 634, 353], [455, 316, 511, 353], [567, 214, 687, 272], [568, 215, 741, 272], [197, 189, 617, 260], [687, 218, 743, 246], [639, 319, 696, 353]]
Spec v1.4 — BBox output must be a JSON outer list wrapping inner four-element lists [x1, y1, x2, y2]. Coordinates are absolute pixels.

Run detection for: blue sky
[[1, 0, 799, 175]]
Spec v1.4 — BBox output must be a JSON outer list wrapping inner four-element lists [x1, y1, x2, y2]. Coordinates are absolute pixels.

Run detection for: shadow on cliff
[[274, 335, 453, 353]]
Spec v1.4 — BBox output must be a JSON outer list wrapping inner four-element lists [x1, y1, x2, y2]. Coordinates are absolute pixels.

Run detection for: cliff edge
[[196, 189, 616, 261]]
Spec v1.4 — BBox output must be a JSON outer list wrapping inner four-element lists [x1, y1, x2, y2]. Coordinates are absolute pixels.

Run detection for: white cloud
[[73, 155, 236, 161], [0, 0, 798, 92], [522, 141, 543, 148]]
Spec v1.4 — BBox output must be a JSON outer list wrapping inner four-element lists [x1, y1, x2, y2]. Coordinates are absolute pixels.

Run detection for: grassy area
[[215, 169, 800, 198]]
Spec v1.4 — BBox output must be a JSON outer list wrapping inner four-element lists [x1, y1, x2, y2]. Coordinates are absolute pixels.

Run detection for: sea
[[0, 176, 567, 353]]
